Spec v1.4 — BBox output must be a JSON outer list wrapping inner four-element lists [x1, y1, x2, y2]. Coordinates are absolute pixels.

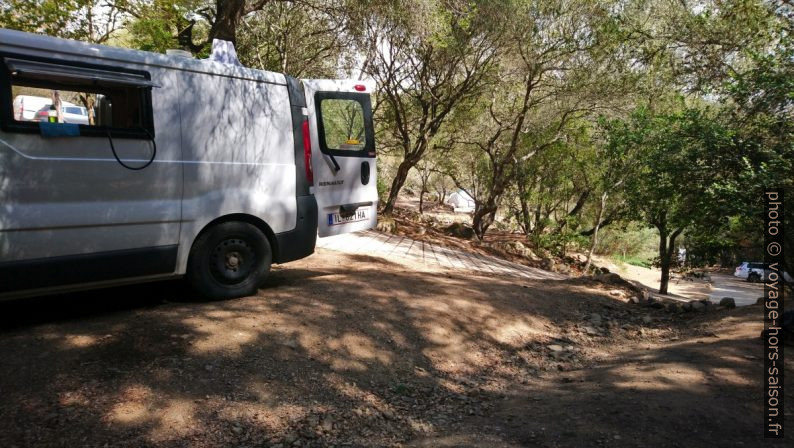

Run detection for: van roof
[[0, 28, 286, 86]]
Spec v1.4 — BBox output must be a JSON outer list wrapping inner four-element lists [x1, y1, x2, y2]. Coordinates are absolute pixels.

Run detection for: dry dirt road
[[0, 249, 791, 448]]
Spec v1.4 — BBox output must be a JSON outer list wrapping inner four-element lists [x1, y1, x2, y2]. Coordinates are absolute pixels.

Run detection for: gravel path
[[317, 230, 563, 280]]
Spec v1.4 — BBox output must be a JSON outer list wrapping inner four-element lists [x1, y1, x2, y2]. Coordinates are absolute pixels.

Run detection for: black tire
[[186, 221, 272, 300], [747, 273, 760, 283]]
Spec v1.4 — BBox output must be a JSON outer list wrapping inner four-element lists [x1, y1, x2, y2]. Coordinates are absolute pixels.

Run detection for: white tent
[[446, 189, 475, 212]]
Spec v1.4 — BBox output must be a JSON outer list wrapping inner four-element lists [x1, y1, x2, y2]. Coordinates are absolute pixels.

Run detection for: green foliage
[[611, 254, 651, 269], [596, 223, 657, 259]]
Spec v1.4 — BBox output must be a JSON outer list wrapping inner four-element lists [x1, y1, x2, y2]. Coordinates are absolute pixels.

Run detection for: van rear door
[[303, 79, 378, 237]]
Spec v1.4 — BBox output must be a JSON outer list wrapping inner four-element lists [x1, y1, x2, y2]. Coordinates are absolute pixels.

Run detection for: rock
[[650, 300, 665, 309], [690, 300, 706, 312], [556, 263, 571, 274], [321, 416, 334, 432], [284, 433, 298, 444], [609, 290, 623, 297], [445, 222, 474, 239], [641, 290, 650, 301], [547, 344, 564, 352], [584, 326, 600, 336], [594, 272, 623, 284], [630, 296, 641, 304], [719, 297, 736, 309], [541, 258, 555, 271], [231, 425, 243, 435], [642, 316, 652, 324], [756, 297, 766, 305], [376, 217, 397, 233], [590, 313, 602, 326], [681, 301, 693, 312]]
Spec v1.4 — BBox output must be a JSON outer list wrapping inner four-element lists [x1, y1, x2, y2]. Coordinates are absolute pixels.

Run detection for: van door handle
[[361, 161, 370, 185]]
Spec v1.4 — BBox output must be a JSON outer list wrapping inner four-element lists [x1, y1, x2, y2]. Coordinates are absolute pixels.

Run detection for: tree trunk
[[656, 220, 683, 295], [657, 224, 670, 294], [517, 180, 532, 235], [382, 159, 414, 214], [584, 192, 607, 273], [210, 0, 247, 44], [472, 204, 497, 240]]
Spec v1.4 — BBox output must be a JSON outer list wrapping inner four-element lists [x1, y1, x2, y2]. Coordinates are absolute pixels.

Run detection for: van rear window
[[1, 55, 154, 138], [314, 91, 375, 157]]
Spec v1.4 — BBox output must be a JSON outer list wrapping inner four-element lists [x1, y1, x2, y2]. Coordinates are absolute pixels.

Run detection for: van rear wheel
[[186, 221, 271, 300]]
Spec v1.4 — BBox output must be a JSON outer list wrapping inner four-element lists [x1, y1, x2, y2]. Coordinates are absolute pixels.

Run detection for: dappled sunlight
[[148, 398, 199, 441], [0, 250, 777, 447], [61, 334, 101, 348], [106, 384, 154, 426], [610, 363, 707, 391], [325, 333, 393, 370]]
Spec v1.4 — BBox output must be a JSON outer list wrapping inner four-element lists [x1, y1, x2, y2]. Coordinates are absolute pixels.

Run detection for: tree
[[359, 0, 500, 214], [117, 0, 281, 55], [1, 0, 123, 43], [450, 0, 633, 240], [612, 106, 736, 294]]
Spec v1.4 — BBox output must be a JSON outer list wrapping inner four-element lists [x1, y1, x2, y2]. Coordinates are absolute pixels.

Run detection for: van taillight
[[302, 119, 313, 185]]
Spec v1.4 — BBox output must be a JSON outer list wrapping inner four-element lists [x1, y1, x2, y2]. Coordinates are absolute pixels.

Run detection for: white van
[[0, 28, 378, 300], [12, 94, 50, 121]]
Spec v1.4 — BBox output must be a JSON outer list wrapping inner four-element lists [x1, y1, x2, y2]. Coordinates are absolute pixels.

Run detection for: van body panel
[[174, 71, 298, 274], [0, 65, 183, 265], [303, 79, 378, 237]]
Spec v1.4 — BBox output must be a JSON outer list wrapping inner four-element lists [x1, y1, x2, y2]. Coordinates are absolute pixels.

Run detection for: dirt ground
[[0, 249, 791, 447]]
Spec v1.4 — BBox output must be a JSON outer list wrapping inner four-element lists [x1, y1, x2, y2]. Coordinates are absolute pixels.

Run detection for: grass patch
[[612, 254, 651, 268]]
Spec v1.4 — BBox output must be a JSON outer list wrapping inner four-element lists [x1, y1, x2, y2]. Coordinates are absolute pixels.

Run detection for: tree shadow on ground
[[0, 252, 789, 447]]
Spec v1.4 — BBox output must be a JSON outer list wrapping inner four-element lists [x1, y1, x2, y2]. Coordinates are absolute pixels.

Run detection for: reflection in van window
[[320, 99, 366, 151], [7, 62, 149, 131]]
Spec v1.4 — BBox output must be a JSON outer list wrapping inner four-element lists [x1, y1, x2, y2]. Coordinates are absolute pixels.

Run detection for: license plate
[[328, 208, 368, 226]]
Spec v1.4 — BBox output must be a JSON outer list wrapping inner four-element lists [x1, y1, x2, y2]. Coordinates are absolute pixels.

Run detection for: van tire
[[186, 221, 271, 300]]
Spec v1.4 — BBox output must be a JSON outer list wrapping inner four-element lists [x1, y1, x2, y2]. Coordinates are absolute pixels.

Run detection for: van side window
[[1, 56, 154, 138], [314, 92, 374, 157]]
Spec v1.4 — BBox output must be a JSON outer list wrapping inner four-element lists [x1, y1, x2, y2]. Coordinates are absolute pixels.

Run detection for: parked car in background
[[33, 103, 89, 124], [12, 95, 51, 121], [735, 262, 792, 283]]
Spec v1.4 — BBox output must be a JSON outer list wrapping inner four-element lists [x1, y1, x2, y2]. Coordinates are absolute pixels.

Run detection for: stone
[[376, 217, 397, 233], [642, 316, 652, 324], [594, 272, 623, 284], [445, 222, 474, 239], [690, 301, 706, 312], [630, 296, 641, 304], [231, 425, 243, 435], [641, 290, 650, 301], [609, 290, 623, 297], [590, 313, 602, 326], [584, 326, 600, 336], [756, 297, 766, 305], [719, 297, 736, 309], [321, 416, 334, 432], [547, 344, 564, 352], [681, 301, 693, 312]]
